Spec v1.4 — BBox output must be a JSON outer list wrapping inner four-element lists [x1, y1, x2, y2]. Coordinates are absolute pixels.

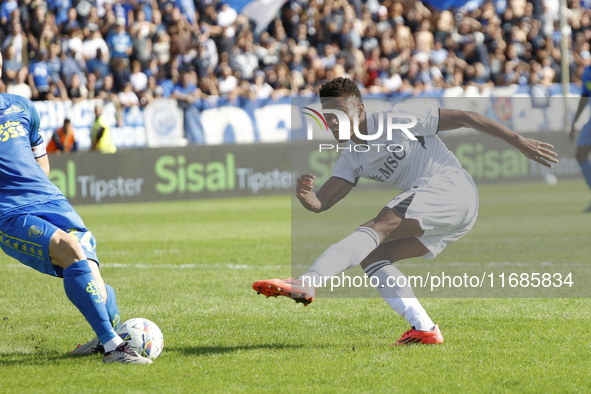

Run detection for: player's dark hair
[[319, 77, 362, 99]]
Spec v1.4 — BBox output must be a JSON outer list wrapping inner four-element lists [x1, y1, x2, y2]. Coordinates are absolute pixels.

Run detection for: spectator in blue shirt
[[106, 20, 133, 60], [61, 47, 85, 91], [2, 20, 26, 65], [47, 42, 63, 84], [0, 0, 18, 25], [171, 69, 199, 109], [86, 48, 111, 82], [47, 0, 72, 28], [28, 51, 51, 101], [1, 45, 21, 85], [156, 67, 176, 98], [60, 7, 80, 35]]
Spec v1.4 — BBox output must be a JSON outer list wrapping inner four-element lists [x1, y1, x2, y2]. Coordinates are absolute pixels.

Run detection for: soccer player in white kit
[[254, 77, 558, 345]]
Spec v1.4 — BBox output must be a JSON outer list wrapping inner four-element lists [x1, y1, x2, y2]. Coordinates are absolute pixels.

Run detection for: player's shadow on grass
[[0, 352, 73, 366], [172, 343, 309, 356]]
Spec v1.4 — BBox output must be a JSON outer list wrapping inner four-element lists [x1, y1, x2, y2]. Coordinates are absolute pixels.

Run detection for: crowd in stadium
[[0, 0, 589, 104]]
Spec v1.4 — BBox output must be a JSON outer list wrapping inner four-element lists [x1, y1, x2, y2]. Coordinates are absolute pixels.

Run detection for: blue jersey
[[0, 94, 65, 215], [579, 67, 591, 146], [582, 66, 591, 97]]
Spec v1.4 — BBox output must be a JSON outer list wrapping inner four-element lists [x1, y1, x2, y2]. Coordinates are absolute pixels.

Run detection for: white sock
[[364, 260, 435, 331], [103, 335, 124, 353], [300, 227, 380, 287]]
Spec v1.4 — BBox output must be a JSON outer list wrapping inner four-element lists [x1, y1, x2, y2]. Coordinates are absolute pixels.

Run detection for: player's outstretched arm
[[296, 174, 354, 213], [438, 109, 559, 168]]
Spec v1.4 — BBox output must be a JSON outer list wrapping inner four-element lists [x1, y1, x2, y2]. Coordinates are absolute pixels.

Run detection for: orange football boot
[[252, 277, 315, 306], [393, 324, 443, 345]]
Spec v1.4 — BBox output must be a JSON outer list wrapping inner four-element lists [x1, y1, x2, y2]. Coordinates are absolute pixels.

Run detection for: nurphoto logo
[[303, 106, 418, 142]]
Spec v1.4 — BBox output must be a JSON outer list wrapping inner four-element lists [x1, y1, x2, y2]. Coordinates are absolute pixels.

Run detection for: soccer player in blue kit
[[0, 52, 151, 364], [571, 63, 591, 212]]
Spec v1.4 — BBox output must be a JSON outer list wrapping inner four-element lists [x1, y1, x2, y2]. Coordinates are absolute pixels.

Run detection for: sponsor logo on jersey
[[2, 104, 25, 115], [28, 225, 44, 238], [0, 121, 26, 142], [370, 149, 407, 182]]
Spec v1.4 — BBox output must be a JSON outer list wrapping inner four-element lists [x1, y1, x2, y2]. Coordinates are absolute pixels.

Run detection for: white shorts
[[385, 168, 479, 259]]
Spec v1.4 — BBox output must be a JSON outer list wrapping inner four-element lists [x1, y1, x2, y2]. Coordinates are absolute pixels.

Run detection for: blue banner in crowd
[[422, 0, 483, 10], [190, 96, 292, 145]]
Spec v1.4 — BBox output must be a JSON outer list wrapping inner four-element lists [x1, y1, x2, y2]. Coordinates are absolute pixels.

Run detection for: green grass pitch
[[0, 180, 590, 392]]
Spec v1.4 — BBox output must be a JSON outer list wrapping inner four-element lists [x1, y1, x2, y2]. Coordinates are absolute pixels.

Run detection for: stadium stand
[[0, 0, 588, 104]]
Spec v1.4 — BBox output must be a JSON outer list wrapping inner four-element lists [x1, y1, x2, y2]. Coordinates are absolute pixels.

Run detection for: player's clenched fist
[[296, 174, 315, 199]]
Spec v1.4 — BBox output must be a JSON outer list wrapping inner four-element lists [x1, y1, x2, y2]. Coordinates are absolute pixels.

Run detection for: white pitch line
[[100, 249, 182, 256], [395, 261, 584, 268], [105, 263, 288, 270], [5, 261, 583, 270], [294, 261, 584, 269]]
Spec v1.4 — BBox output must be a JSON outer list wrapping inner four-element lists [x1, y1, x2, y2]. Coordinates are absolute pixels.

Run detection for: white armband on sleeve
[[32, 143, 47, 159]]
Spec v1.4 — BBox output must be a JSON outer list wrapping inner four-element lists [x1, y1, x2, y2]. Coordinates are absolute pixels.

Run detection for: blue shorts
[[0, 198, 98, 277], [579, 121, 591, 146]]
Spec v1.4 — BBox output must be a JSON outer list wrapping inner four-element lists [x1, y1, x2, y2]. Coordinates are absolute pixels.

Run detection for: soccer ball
[[544, 173, 558, 185], [116, 318, 164, 359]]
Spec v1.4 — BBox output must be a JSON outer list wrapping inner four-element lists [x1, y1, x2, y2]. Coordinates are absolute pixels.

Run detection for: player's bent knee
[[360, 211, 404, 242], [49, 230, 87, 268]]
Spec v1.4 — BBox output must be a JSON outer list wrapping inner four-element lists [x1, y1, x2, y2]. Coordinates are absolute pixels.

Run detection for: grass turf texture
[[0, 180, 590, 392]]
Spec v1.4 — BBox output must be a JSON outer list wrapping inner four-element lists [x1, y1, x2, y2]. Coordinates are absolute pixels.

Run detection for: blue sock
[[105, 284, 121, 329], [63, 260, 118, 346], [580, 160, 591, 190]]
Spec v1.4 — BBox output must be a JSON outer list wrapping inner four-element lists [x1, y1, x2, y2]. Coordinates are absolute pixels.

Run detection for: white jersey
[[331, 105, 466, 191]]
